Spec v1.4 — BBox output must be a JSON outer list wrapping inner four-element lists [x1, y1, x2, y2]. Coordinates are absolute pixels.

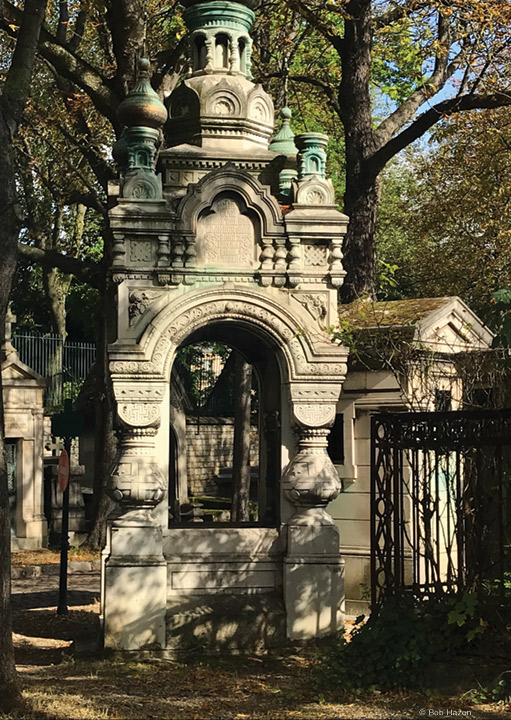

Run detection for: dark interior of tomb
[[168, 324, 281, 527]]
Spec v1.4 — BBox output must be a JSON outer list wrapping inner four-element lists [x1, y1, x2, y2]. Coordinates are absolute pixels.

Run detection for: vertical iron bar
[[497, 442, 504, 602], [456, 448, 463, 593], [370, 416, 377, 607], [57, 437, 71, 616], [435, 449, 440, 593], [393, 419, 401, 592]]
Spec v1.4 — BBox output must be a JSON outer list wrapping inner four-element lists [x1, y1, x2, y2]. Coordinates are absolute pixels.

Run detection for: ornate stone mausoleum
[[102, 0, 349, 652]]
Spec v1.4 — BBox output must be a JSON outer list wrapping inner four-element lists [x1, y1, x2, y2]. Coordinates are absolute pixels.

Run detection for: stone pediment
[[2, 357, 46, 386], [418, 297, 494, 352]]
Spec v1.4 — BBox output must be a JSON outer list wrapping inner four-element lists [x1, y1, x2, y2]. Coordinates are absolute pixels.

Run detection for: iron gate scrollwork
[[371, 409, 511, 606]]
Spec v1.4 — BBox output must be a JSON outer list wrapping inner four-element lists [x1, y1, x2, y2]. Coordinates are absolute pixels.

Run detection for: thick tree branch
[[374, 11, 458, 148], [0, 0, 120, 127], [369, 91, 511, 176], [18, 242, 102, 288], [153, 38, 188, 93], [105, 0, 146, 97], [38, 36, 120, 127], [373, 0, 431, 30], [68, 6, 88, 53], [57, 0, 68, 43], [285, 0, 344, 54], [1, 0, 47, 128]]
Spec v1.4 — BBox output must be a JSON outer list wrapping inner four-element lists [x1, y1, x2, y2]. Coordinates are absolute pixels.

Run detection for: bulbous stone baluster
[[283, 426, 340, 522], [107, 426, 166, 527]]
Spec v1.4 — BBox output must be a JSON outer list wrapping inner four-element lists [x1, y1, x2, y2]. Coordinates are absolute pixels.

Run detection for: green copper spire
[[114, 59, 167, 199], [269, 107, 296, 155], [117, 58, 167, 130]]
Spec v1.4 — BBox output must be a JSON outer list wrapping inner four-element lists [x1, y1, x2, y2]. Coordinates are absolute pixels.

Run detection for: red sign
[[58, 449, 70, 492]]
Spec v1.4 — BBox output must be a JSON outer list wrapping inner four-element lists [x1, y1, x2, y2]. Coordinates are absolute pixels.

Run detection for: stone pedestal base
[[284, 509, 345, 640], [102, 522, 167, 651]]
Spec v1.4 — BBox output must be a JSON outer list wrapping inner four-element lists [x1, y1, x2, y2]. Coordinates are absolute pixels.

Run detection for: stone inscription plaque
[[197, 196, 256, 268]]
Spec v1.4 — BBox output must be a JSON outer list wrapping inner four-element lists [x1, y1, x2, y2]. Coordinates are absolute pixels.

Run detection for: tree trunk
[[338, 0, 379, 303], [341, 174, 381, 303], [0, 114, 23, 715], [231, 353, 252, 523], [106, 0, 147, 98], [0, 0, 48, 709], [86, 237, 117, 549]]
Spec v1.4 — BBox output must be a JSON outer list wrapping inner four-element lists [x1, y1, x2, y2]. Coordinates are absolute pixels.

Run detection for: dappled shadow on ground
[[8, 571, 510, 720], [11, 572, 100, 671], [9, 653, 511, 720], [12, 589, 97, 611]]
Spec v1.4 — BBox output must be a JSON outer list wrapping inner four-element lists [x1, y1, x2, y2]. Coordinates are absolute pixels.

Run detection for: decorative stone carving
[[304, 244, 328, 267], [107, 428, 166, 525], [123, 171, 163, 201], [197, 195, 256, 268], [293, 403, 336, 427], [128, 289, 163, 326], [295, 132, 328, 180], [293, 294, 327, 322], [118, 403, 161, 428], [283, 427, 340, 509], [129, 240, 153, 263], [157, 235, 171, 267], [293, 176, 335, 207]]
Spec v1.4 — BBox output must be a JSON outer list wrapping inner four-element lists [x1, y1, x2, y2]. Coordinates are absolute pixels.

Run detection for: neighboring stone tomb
[[328, 296, 495, 614], [2, 308, 47, 550]]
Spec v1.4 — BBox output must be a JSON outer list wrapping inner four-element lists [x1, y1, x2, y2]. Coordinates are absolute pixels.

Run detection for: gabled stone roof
[[339, 296, 494, 354]]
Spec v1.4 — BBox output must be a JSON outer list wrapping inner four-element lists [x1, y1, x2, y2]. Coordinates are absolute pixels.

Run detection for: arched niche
[[215, 33, 229, 68], [174, 165, 283, 241], [193, 34, 207, 71], [168, 321, 282, 528]]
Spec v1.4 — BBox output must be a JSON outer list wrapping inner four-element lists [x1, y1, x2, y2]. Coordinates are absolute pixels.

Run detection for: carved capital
[[293, 403, 336, 428], [118, 402, 161, 429]]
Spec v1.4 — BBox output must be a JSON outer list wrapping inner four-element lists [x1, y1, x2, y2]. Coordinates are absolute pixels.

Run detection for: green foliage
[[314, 594, 486, 692], [376, 109, 511, 320], [488, 288, 511, 347], [470, 672, 511, 705], [175, 342, 231, 409], [372, 17, 426, 105]]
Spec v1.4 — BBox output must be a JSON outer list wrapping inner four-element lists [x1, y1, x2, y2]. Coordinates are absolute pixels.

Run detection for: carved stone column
[[103, 394, 168, 651], [282, 399, 345, 641]]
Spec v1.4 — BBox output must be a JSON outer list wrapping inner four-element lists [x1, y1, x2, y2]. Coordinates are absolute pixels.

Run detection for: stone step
[[11, 560, 101, 578]]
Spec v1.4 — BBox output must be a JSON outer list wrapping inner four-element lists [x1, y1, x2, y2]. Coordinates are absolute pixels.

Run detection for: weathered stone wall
[[185, 417, 259, 496]]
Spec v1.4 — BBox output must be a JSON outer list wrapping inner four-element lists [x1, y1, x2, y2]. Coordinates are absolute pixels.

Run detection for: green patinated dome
[[118, 58, 167, 130], [181, 0, 260, 9]]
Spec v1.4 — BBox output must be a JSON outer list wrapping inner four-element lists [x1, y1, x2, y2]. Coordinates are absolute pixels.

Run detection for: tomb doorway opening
[[168, 324, 281, 528]]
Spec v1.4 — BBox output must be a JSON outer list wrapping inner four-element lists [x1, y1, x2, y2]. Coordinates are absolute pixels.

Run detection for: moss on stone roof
[[339, 297, 452, 329]]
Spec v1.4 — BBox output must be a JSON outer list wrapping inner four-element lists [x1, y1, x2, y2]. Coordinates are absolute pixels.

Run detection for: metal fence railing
[[12, 333, 96, 409], [371, 409, 511, 606]]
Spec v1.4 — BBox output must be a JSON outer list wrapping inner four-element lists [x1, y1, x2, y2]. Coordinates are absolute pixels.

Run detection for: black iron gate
[[371, 409, 511, 606]]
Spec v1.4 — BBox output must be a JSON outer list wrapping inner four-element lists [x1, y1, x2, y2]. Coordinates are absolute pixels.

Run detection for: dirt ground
[[7, 569, 511, 720]]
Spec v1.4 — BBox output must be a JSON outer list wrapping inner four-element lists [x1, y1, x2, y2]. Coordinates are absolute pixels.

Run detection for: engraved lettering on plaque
[[196, 195, 257, 268]]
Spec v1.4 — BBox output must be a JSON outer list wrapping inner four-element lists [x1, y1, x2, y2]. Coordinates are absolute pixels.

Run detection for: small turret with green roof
[[114, 58, 167, 199]]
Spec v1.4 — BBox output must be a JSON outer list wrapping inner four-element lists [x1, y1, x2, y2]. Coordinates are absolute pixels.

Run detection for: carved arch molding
[[109, 287, 348, 432]]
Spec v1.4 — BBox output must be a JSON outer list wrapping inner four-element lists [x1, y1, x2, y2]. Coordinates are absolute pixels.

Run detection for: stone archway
[[103, 287, 348, 650]]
